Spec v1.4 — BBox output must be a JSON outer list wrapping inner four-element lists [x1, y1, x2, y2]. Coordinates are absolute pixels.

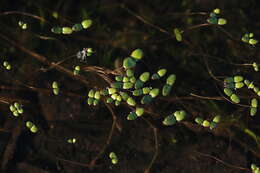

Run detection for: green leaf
[[53, 88, 59, 95], [157, 69, 167, 77], [213, 8, 220, 14], [174, 28, 182, 42], [111, 82, 123, 89], [136, 107, 144, 116], [88, 89, 95, 97], [233, 76, 243, 83], [235, 82, 244, 89], [52, 81, 58, 89], [217, 18, 227, 25], [126, 69, 134, 77], [174, 110, 186, 121], [26, 121, 34, 129], [230, 94, 240, 103], [81, 19, 92, 29], [62, 27, 73, 34], [72, 23, 83, 31], [131, 49, 143, 60], [162, 84, 172, 96], [209, 122, 217, 129], [249, 39, 258, 45], [142, 87, 151, 94], [133, 89, 143, 96], [250, 107, 257, 116], [51, 27, 62, 34], [202, 120, 210, 127], [127, 97, 136, 106], [127, 112, 138, 120], [30, 125, 38, 133], [94, 91, 101, 100], [135, 79, 144, 89], [123, 57, 136, 69], [139, 72, 150, 83], [141, 95, 153, 104], [213, 115, 221, 123], [123, 82, 134, 89], [195, 117, 203, 125], [251, 98, 258, 108], [224, 88, 233, 96], [149, 88, 160, 98], [166, 74, 176, 85], [163, 115, 176, 126]]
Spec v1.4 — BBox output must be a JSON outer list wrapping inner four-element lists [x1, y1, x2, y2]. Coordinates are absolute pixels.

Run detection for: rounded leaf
[[162, 84, 172, 96], [213, 115, 221, 123], [195, 117, 203, 125], [130, 76, 136, 83], [127, 97, 136, 106], [109, 152, 117, 159], [174, 28, 182, 42], [53, 88, 59, 95], [202, 120, 210, 127], [224, 77, 234, 83], [88, 89, 95, 98], [223, 88, 233, 97], [126, 69, 134, 77], [51, 27, 62, 34], [249, 39, 258, 45], [174, 110, 186, 121], [87, 98, 94, 105], [213, 8, 220, 14], [142, 87, 151, 94], [108, 88, 117, 95], [217, 18, 227, 25], [111, 159, 118, 164], [135, 79, 144, 89], [62, 27, 73, 34], [94, 91, 101, 100], [157, 69, 167, 77], [230, 94, 240, 103], [244, 79, 250, 86], [210, 122, 217, 130], [123, 57, 136, 69], [123, 82, 133, 89], [250, 107, 257, 116], [141, 95, 153, 104], [123, 76, 129, 83], [163, 115, 176, 126], [130, 49, 143, 60], [251, 98, 258, 108], [151, 73, 160, 80], [149, 88, 160, 98], [133, 89, 143, 96], [233, 76, 243, 83], [30, 125, 38, 133], [136, 107, 144, 116], [119, 92, 129, 100], [72, 23, 83, 31], [52, 81, 59, 89], [127, 112, 138, 120], [139, 72, 150, 83], [81, 19, 92, 29], [9, 105, 16, 112], [115, 75, 123, 82], [235, 82, 244, 89], [106, 98, 113, 103], [111, 82, 123, 89], [166, 74, 176, 86], [26, 121, 34, 129]]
